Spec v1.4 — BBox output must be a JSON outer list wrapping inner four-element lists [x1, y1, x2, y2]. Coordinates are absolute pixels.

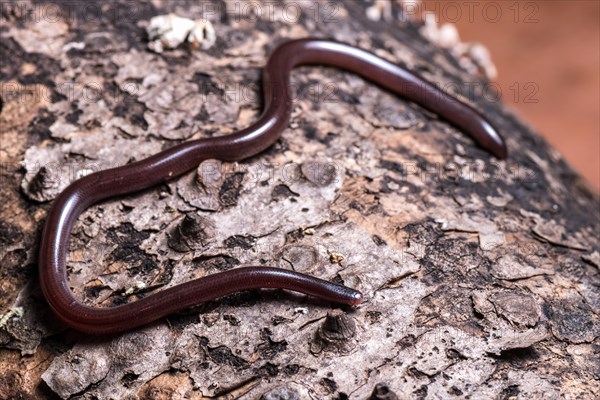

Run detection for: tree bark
[[1, 1, 598, 399]]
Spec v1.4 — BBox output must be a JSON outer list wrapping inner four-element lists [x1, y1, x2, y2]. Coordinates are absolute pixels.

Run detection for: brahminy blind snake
[[38, 38, 507, 334]]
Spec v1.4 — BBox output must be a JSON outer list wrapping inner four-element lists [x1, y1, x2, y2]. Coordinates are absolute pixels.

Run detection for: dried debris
[[408, 5, 498, 79]]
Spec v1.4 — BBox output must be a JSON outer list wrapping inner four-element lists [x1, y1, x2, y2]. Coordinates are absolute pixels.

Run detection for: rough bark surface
[[1, 1, 599, 399]]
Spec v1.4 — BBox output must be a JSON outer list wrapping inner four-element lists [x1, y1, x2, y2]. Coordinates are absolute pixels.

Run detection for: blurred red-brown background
[[425, 0, 599, 191]]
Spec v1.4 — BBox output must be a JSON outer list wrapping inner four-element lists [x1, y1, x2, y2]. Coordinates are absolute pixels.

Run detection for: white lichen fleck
[[366, 0, 392, 21], [125, 282, 147, 295], [329, 252, 345, 263], [303, 227, 315, 235], [146, 14, 216, 53], [418, 11, 497, 80], [0, 307, 24, 328]]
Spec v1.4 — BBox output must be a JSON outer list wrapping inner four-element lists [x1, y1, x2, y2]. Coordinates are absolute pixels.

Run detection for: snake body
[[39, 39, 507, 334]]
